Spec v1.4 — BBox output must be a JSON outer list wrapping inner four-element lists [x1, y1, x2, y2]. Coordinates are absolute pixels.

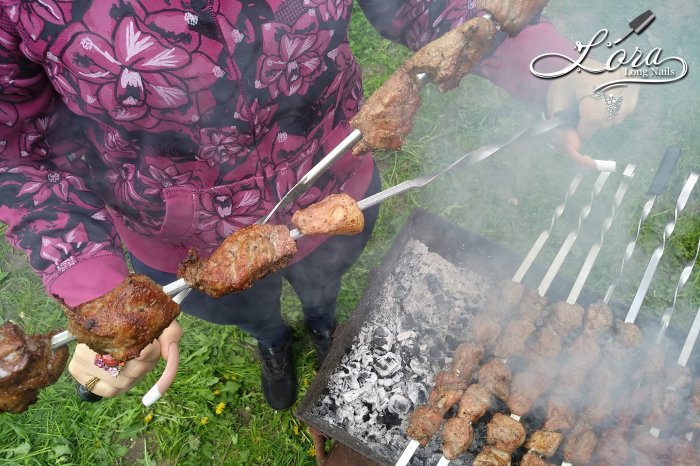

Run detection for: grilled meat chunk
[[478, 358, 511, 401], [528, 325, 561, 363], [486, 413, 526, 453], [350, 66, 420, 155], [557, 333, 601, 391], [477, 0, 549, 35], [592, 429, 628, 466], [562, 423, 597, 465], [521, 451, 554, 466], [64, 274, 180, 360], [615, 319, 642, 347], [482, 281, 524, 317], [0, 322, 30, 386], [406, 17, 496, 92], [583, 301, 613, 337], [548, 301, 584, 337], [543, 391, 577, 432], [442, 416, 475, 460], [450, 342, 484, 380], [473, 446, 511, 466], [291, 193, 364, 236], [514, 289, 548, 322], [406, 405, 444, 447], [470, 314, 502, 348], [631, 427, 669, 462], [507, 361, 555, 416], [493, 319, 536, 359], [669, 436, 699, 466], [0, 330, 68, 413], [428, 371, 468, 413], [525, 430, 563, 458], [178, 224, 297, 297], [457, 383, 493, 422]]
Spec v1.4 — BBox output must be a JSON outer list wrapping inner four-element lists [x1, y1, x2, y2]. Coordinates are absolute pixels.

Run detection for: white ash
[[312, 239, 493, 465]]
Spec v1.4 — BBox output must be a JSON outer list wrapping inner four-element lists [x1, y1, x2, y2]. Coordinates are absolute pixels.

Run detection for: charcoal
[[311, 239, 491, 464]]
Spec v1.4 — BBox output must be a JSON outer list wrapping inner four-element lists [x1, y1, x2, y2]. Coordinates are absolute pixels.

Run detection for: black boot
[[258, 337, 297, 410], [308, 323, 336, 368]]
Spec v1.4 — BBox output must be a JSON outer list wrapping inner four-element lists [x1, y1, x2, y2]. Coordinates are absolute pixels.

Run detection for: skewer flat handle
[[436, 455, 451, 466], [649, 146, 681, 196], [395, 440, 420, 466]]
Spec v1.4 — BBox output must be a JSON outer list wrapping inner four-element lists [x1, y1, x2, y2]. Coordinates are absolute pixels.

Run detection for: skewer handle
[[436, 455, 451, 466], [395, 440, 420, 466]]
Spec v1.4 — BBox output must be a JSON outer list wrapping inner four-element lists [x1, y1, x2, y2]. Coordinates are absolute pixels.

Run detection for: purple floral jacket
[[0, 0, 569, 306]]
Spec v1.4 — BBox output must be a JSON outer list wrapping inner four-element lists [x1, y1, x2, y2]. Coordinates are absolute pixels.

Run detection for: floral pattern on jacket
[[0, 0, 477, 294]]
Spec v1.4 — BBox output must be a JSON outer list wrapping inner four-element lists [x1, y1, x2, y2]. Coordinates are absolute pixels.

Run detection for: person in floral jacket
[[0, 0, 637, 410]]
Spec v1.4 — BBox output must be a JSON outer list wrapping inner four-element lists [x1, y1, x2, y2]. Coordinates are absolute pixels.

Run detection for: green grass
[[3, 1, 700, 465]]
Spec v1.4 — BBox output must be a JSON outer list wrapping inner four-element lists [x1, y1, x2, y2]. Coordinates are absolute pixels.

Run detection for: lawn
[[2, 2, 700, 465]]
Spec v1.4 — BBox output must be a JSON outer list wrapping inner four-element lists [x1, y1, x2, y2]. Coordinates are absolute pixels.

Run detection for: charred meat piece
[[473, 446, 511, 466], [525, 430, 563, 458], [514, 289, 548, 322], [291, 193, 364, 237], [64, 274, 180, 360], [442, 416, 475, 460], [630, 426, 669, 462], [0, 322, 30, 386], [482, 281, 524, 317], [457, 383, 493, 422], [178, 224, 297, 298], [583, 301, 613, 337], [350, 66, 420, 156], [666, 365, 692, 391], [0, 329, 68, 413], [486, 413, 526, 453], [615, 319, 642, 347], [642, 344, 666, 381], [543, 391, 577, 432], [521, 451, 553, 466], [477, 0, 549, 35], [557, 333, 601, 391], [493, 319, 535, 359], [478, 358, 511, 401], [669, 436, 699, 466], [450, 341, 484, 380], [469, 314, 502, 348], [562, 423, 597, 465], [428, 371, 468, 413], [528, 325, 561, 364], [406, 17, 496, 92], [548, 301, 584, 336], [592, 429, 628, 466], [507, 361, 555, 416], [406, 405, 444, 447], [0, 387, 38, 413]]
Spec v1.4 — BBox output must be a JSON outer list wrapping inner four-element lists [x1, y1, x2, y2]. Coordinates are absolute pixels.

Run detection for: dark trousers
[[131, 168, 381, 347]]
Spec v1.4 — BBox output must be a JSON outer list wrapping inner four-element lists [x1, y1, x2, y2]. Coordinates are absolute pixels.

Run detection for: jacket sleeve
[[0, 10, 128, 307]]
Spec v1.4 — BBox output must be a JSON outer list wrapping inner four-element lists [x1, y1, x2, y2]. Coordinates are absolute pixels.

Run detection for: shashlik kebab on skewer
[[2, 193, 365, 412]]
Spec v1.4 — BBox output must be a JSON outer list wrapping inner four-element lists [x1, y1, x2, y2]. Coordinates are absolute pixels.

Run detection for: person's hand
[[546, 60, 640, 169], [69, 320, 182, 398]]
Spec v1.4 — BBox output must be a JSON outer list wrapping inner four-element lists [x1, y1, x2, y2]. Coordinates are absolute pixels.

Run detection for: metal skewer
[[656, 236, 700, 344], [604, 146, 681, 303], [537, 171, 611, 296], [625, 172, 699, 323]]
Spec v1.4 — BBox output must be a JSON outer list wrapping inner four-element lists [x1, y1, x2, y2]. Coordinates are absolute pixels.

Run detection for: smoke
[[307, 4, 700, 461]]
